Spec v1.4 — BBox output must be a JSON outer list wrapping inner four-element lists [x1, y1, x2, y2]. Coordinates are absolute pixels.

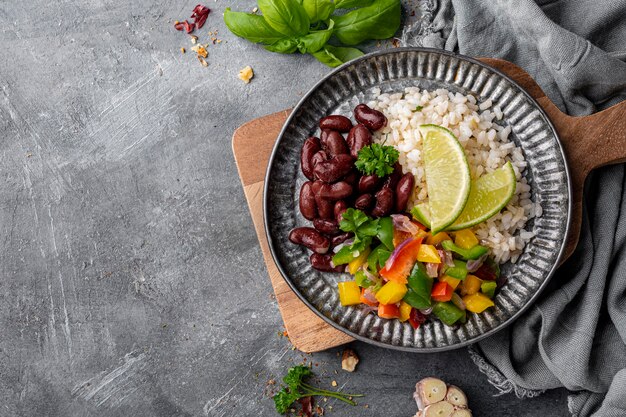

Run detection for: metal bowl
[[264, 48, 571, 352]]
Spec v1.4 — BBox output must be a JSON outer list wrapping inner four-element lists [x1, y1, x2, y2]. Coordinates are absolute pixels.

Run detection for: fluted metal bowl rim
[[263, 47, 572, 352]]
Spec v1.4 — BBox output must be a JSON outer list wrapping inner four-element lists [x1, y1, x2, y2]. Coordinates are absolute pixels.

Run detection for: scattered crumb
[[26, 153, 32, 158], [198, 56, 208, 67], [331, 380, 337, 387], [252, 7, 258, 13], [238, 65, 254, 83], [191, 44, 208, 58], [181, 47, 186, 54], [190, 35, 198, 44], [364, 404, 369, 409]]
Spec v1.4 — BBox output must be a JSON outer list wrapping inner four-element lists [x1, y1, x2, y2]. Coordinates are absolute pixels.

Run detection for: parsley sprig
[[332, 209, 380, 265], [273, 365, 363, 414], [354, 143, 399, 177]]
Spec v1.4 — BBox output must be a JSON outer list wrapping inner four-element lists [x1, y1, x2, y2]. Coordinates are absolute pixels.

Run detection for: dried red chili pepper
[[191, 4, 210, 29], [174, 20, 195, 33]]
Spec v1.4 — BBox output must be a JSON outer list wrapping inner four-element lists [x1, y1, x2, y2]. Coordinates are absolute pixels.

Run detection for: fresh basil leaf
[[334, 0, 374, 8], [333, 0, 401, 45], [224, 8, 286, 44], [265, 37, 299, 53], [258, 0, 311, 36], [311, 44, 364, 67], [297, 20, 334, 53], [302, 0, 335, 23]]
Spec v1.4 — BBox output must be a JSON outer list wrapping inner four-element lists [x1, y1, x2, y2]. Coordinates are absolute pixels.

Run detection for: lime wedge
[[447, 161, 516, 231], [410, 162, 517, 231], [419, 124, 471, 234], [410, 203, 431, 229]]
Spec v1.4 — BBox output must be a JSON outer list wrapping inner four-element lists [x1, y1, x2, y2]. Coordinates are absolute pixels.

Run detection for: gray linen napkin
[[402, 1, 626, 416]]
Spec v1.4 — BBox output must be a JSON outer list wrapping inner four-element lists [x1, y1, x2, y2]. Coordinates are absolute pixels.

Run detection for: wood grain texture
[[233, 58, 626, 353], [233, 111, 353, 353]]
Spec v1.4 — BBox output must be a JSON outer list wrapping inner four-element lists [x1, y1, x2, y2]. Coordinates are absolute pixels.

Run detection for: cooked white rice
[[368, 87, 541, 264]]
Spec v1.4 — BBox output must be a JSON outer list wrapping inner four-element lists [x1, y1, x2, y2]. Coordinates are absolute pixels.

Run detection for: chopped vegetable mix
[[335, 209, 500, 327]]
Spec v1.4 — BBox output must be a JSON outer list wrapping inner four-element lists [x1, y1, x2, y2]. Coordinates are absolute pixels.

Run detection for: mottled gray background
[[0, 1, 569, 416]]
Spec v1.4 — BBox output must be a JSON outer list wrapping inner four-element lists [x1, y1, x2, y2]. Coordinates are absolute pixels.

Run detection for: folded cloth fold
[[402, 1, 626, 416]]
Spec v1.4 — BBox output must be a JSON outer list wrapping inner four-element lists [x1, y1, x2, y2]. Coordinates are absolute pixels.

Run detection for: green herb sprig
[[354, 143, 399, 177], [224, 0, 401, 67], [273, 365, 364, 414]]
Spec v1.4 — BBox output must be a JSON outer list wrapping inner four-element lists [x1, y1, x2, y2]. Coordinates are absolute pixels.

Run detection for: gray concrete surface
[[0, 1, 570, 416]]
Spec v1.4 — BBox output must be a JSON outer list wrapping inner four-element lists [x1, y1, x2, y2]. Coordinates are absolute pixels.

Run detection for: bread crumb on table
[[238, 66, 254, 84]]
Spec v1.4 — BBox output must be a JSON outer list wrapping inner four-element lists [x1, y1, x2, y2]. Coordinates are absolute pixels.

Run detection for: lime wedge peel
[[411, 203, 431, 229], [410, 162, 517, 231], [419, 124, 471, 234]]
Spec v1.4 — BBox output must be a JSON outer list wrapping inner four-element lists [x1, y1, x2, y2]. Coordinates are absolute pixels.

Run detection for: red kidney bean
[[313, 219, 340, 235], [346, 124, 372, 158], [320, 130, 349, 157], [383, 163, 403, 190], [312, 181, 334, 219], [358, 174, 381, 193], [289, 227, 330, 254], [354, 194, 374, 211], [331, 232, 352, 247], [395, 173, 415, 212], [354, 104, 387, 131], [310, 150, 328, 170], [372, 187, 394, 217], [310, 253, 345, 272], [300, 137, 321, 180], [334, 200, 347, 224], [319, 182, 353, 200], [319, 115, 352, 132], [313, 154, 354, 183], [342, 170, 359, 187], [299, 181, 317, 220]]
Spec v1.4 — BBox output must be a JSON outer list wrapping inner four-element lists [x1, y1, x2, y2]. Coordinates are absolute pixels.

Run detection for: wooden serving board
[[232, 58, 626, 353]]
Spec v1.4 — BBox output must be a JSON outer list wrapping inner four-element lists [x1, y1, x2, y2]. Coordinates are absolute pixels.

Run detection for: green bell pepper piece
[[403, 262, 432, 309], [486, 257, 501, 279], [354, 270, 372, 288], [481, 281, 497, 298], [367, 244, 391, 272], [332, 238, 372, 266], [441, 240, 488, 260], [444, 259, 468, 280], [376, 217, 394, 251], [432, 301, 465, 326]]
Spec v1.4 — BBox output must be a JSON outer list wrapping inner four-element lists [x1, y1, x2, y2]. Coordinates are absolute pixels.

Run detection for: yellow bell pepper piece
[[338, 281, 361, 306], [426, 231, 451, 246], [439, 274, 461, 290], [417, 244, 441, 263], [455, 229, 479, 250], [348, 247, 371, 275], [460, 274, 482, 296], [463, 292, 495, 313], [375, 281, 408, 305], [416, 229, 429, 240], [399, 301, 412, 322]]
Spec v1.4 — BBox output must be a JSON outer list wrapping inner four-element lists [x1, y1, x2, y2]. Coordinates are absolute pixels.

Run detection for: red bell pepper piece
[[378, 303, 400, 319], [380, 237, 423, 284], [408, 308, 427, 329], [431, 282, 453, 302]]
